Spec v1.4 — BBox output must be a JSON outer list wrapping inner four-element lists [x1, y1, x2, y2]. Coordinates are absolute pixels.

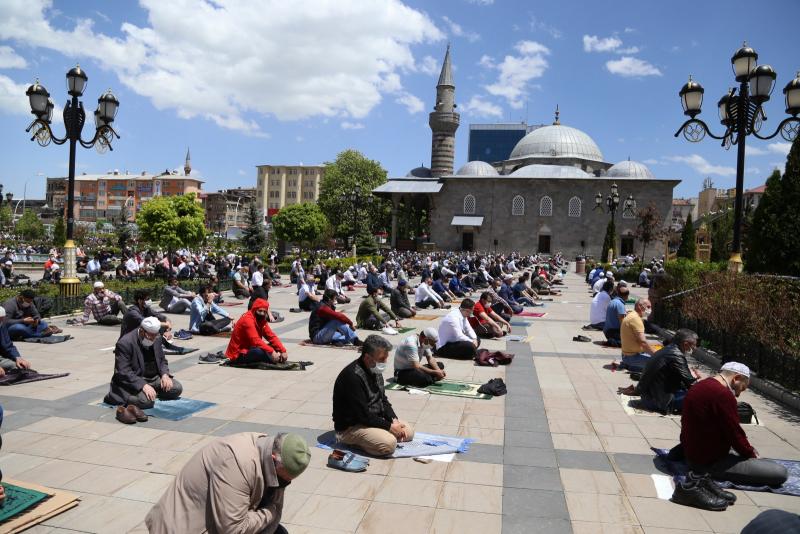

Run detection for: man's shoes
[[353, 338, 364, 347], [116, 406, 137, 424], [327, 450, 368, 472], [126, 404, 148, 422], [199, 352, 226, 364], [671, 479, 729, 511], [688, 472, 737, 504], [48, 325, 63, 334], [617, 385, 637, 396], [174, 329, 193, 340], [573, 335, 592, 342]]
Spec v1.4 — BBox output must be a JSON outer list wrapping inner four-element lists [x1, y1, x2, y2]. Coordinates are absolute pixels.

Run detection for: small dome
[[510, 124, 604, 162], [509, 164, 591, 179], [406, 166, 433, 178], [455, 161, 499, 176], [607, 160, 654, 179]]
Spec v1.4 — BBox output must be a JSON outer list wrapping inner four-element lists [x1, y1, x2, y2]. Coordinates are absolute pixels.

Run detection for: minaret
[[184, 147, 191, 176], [429, 44, 459, 177]]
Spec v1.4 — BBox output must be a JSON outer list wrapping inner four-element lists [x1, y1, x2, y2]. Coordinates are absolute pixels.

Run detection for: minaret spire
[[184, 147, 191, 176], [429, 44, 459, 177], [438, 43, 454, 87], [553, 104, 560, 125]]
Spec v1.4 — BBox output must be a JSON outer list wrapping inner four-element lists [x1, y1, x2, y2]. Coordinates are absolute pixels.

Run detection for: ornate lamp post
[[25, 65, 120, 295], [675, 42, 800, 271], [594, 183, 635, 260]]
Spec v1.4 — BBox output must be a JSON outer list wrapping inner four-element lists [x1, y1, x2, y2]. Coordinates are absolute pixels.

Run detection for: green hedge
[[662, 258, 728, 293]]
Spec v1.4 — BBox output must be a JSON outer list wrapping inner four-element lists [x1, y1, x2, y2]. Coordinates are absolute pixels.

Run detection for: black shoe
[[688, 472, 736, 504], [671, 480, 729, 511], [353, 338, 364, 347]]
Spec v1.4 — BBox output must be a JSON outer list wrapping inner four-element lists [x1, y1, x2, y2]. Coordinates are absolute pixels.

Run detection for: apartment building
[[255, 164, 325, 219]]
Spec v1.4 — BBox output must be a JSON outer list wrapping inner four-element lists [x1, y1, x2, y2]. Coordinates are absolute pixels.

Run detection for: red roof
[[746, 184, 766, 194]]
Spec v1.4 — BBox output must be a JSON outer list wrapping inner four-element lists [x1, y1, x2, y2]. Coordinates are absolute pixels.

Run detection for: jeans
[[313, 320, 357, 345], [8, 321, 49, 340], [516, 296, 535, 306], [167, 300, 191, 314], [198, 317, 232, 335], [393, 306, 414, 319], [604, 328, 621, 347], [691, 454, 788, 487], [491, 303, 511, 322], [619, 353, 651, 373]]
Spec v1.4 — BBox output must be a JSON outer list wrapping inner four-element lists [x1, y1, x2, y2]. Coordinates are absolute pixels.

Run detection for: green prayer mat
[[0, 483, 49, 522], [386, 379, 492, 400], [625, 297, 638, 304], [396, 327, 416, 334]]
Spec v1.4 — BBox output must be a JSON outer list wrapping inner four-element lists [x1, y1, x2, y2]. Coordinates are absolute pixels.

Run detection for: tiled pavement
[[1, 272, 799, 533]]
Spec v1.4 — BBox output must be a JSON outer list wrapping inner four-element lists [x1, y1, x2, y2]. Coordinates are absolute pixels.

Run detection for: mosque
[[373, 46, 680, 258]]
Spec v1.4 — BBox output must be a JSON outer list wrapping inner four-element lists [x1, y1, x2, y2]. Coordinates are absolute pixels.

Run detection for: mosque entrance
[[621, 236, 635, 256], [461, 232, 474, 251], [538, 235, 551, 254]]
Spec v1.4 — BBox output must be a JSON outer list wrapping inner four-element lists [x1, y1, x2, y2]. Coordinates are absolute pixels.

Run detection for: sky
[[0, 0, 798, 201]]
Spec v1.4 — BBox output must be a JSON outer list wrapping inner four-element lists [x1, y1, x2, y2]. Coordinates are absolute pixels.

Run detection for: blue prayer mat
[[318, 431, 473, 458], [98, 398, 216, 421]]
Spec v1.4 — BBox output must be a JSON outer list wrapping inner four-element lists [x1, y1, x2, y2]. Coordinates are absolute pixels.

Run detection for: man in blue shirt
[[498, 275, 523, 314], [603, 285, 629, 347], [0, 306, 32, 377], [448, 273, 469, 298], [189, 286, 232, 335], [432, 276, 456, 302]]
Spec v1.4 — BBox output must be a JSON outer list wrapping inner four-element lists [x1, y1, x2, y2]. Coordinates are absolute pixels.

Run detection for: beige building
[[201, 187, 256, 232], [255, 164, 325, 219]]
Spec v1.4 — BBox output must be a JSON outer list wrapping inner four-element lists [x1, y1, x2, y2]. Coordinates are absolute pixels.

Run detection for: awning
[[451, 216, 484, 227]]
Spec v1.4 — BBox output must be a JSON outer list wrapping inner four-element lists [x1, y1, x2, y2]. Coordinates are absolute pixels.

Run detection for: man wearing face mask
[[104, 316, 183, 410], [75, 281, 127, 326], [2, 289, 60, 340], [673, 362, 788, 509], [333, 335, 414, 456], [146, 432, 310, 534], [0, 307, 32, 377], [393, 327, 445, 387], [619, 299, 656, 373], [225, 299, 288, 365]]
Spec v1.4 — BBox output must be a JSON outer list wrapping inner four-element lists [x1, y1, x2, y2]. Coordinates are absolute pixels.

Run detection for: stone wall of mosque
[[428, 177, 679, 259]]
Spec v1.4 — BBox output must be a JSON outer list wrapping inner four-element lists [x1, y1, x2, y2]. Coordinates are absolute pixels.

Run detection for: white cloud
[[768, 142, 791, 156], [746, 146, 769, 156], [460, 95, 502, 118], [529, 17, 562, 39], [642, 158, 662, 165], [666, 155, 735, 176], [442, 16, 479, 43], [484, 41, 549, 109], [0, 46, 26, 68], [295, 135, 304, 142], [605, 56, 662, 77], [0, 0, 443, 134], [583, 35, 622, 53], [341, 121, 365, 130], [624, 27, 637, 33], [0, 74, 31, 116], [478, 54, 495, 69], [617, 46, 640, 54], [746, 167, 760, 175], [418, 55, 438, 75], [237, 169, 246, 176], [466, 0, 494, 4], [395, 92, 424, 114]]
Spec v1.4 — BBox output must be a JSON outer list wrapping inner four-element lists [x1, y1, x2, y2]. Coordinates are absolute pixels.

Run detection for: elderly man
[[619, 299, 656, 373], [233, 265, 253, 300], [189, 286, 232, 335], [470, 291, 509, 339], [160, 277, 196, 314], [86, 255, 103, 280], [333, 335, 414, 456], [394, 327, 445, 387], [225, 299, 287, 365], [146, 432, 310, 534], [672, 362, 788, 509], [356, 286, 401, 331], [437, 299, 479, 359], [104, 317, 183, 410], [309, 290, 360, 346], [77, 281, 127, 326], [2, 289, 59, 340], [0, 307, 32, 377]]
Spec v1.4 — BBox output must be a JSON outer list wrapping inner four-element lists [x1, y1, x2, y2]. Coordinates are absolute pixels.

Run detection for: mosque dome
[[509, 164, 591, 179], [455, 161, 499, 176], [406, 166, 433, 178], [509, 124, 604, 162], [607, 160, 655, 179]]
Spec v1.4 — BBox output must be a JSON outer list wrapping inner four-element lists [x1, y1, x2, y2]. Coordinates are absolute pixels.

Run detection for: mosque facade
[[373, 47, 680, 258]]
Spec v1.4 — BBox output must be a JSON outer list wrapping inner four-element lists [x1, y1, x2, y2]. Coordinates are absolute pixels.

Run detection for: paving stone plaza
[[1, 272, 799, 533]]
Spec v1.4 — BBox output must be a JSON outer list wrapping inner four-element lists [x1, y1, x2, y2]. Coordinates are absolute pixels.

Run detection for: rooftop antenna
[[553, 104, 560, 125]]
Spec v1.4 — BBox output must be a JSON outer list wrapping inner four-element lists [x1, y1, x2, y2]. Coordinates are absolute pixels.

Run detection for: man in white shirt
[[298, 275, 321, 311], [342, 267, 357, 289], [357, 263, 368, 283], [415, 277, 446, 309], [593, 272, 613, 294], [87, 256, 103, 280], [125, 255, 140, 277], [436, 299, 479, 359], [325, 271, 351, 304], [586, 279, 613, 330]]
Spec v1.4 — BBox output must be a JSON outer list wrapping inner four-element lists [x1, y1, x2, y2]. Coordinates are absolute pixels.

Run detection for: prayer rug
[[222, 360, 309, 371], [396, 327, 416, 334], [97, 398, 217, 421], [653, 448, 800, 496], [210, 331, 232, 338], [385, 379, 493, 400], [217, 302, 243, 307], [0, 483, 49, 522], [317, 431, 473, 459], [410, 315, 439, 321], [298, 340, 359, 351], [510, 320, 532, 327], [516, 312, 547, 318], [0, 479, 79, 534], [21, 335, 71, 344], [0, 369, 70, 386]]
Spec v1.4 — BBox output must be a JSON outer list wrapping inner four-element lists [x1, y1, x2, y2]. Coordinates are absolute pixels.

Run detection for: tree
[[136, 193, 206, 253], [53, 216, 66, 247], [240, 202, 266, 252], [707, 208, 735, 262], [355, 227, 378, 255], [600, 218, 616, 262], [677, 213, 697, 260], [115, 221, 133, 250], [16, 209, 45, 240], [271, 203, 329, 247], [0, 205, 11, 229], [635, 202, 665, 262], [317, 149, 390, 239]]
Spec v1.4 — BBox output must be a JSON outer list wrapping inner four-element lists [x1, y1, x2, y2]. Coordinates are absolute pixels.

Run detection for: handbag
[[737, 401, 759, 425]]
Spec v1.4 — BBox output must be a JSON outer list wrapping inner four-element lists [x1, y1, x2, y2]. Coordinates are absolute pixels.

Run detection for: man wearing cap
[[77, 282, 127, 326], [0, 307, 32, 377], [593, 272, 613, 295], [389, 279, 416, 319], [394, 328, 445, 387], [104, 316, 183, 408], [639, 267, 651, 288], [146, 432, 309, 534], [2, 289, 59, 340], [586, 279, 613, 330], [678, 361, 788, 489]]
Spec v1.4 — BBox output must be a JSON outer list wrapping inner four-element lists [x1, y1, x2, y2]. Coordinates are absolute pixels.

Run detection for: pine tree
[[677, 213, 697, 260], [779, 135, 800, 275], [240, 202, 266, 252], [745, 169, 782, 273], [600, 219, 616, 262], [53, 216, 66, 247]]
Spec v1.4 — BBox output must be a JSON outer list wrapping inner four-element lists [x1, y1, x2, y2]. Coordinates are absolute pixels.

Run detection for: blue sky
[[0, 0, 797, 201]]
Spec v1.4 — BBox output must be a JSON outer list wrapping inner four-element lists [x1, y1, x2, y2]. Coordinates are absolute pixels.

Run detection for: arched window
[[568, 196, 582, 218], [511, 195, 525, 216], [539, 196, 553, 217], [463, 194, 476, 215], [623, 199, 637, 219]]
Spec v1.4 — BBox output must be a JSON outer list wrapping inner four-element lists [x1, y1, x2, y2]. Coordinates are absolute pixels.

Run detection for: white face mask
[[141, 336, 155, 348], [641, 308, 651, 320], [373, 362, 387, 374]]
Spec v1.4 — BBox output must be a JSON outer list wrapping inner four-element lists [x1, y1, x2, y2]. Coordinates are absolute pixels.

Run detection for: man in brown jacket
[[146, 432, 310, 534]]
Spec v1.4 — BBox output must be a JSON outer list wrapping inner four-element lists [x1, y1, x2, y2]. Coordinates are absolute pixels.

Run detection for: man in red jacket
[[309, 290, 361, 346], [225, 299, 288, 364]]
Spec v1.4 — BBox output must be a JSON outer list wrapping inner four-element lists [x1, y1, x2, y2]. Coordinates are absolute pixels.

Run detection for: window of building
[[623, 199, 637, 219], [568, 196, 582, 218], [463, 194, 476, 215], [287, 191, 297, 199], [511, 195, 525, 216], [539, 196, 553, 217]]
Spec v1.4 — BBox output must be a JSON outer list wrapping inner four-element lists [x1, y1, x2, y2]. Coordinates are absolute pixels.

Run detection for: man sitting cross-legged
[[121, 289, 173, 338], [326, 270, 351, 304], [356, 286, 401, 331], [298, 275, 321, 312], [2, 289, 60, 340], [436, 298, 479, 359], [309, 289, 361, 346], [225, 298, 287, 365], [393, 327, 445, 387], [333, 335, 414, 456], [619, 299, 656, 373], [189, 286, 232, 336], [469, 291, 509, 339], [104, 317, 183, 409], [390, 279, 416, 319], [232, 265, 252, 300], [511, 273, 539, 307], [77, 281, 127, 326], [160, 277, 196, 314], [0, 307, 32, 377]]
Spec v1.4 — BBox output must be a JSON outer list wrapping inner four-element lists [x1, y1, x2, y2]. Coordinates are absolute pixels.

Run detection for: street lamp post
[[675, 42, 800, 272], [340, 185, 374, 256], [594, 183, 635, 261], [24, 66, 120, 295]]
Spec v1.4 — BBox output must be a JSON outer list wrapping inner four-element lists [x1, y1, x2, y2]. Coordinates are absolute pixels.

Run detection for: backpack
[[737, 401, 759, 425], [478, 378, 507, 396], [474, 349, 515, 366]]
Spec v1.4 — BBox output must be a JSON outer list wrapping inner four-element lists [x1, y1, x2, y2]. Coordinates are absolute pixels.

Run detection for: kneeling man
[[104, 317, 182, 408], [333, 335, 414, 456], [394, 327, 445, 387]]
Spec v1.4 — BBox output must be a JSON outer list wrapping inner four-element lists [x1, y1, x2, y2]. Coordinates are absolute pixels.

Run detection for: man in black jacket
[[332, 335, 414, 456], [620, 329, 702, 414], [390, 279, 415, 318], [121, 290, 173, 338]]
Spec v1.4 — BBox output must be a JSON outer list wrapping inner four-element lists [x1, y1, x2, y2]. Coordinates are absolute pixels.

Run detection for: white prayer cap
[[720, 362, 750, 378], [4, 260, 11, 266], [93, 281, 105, 289], [600, 272, 606, 278], [51, 263, 60, 270], [422, 327, 439, 343], [617, 280, 628, 287], [605, 271, 613, 277], [140, 317, 161, 334]]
